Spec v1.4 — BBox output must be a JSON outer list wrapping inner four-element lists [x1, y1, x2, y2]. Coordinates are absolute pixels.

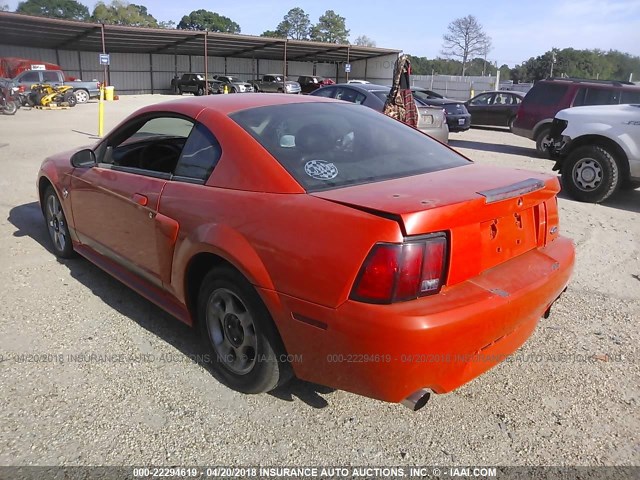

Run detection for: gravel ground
[[0, 95, 638, 467]]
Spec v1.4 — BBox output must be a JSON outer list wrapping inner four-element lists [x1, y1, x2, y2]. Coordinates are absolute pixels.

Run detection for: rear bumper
[[261, 236, 574, 403], [447, 115, 471, 132]]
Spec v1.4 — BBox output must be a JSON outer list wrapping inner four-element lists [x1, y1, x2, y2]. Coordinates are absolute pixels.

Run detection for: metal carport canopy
[[0, 11, 399, 63]]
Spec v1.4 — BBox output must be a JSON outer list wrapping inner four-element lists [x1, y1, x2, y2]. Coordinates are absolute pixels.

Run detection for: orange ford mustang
[[37, 94, 574, 410]]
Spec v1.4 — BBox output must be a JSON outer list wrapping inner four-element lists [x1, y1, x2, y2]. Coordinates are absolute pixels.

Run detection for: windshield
[[230, 102, 468, 192]]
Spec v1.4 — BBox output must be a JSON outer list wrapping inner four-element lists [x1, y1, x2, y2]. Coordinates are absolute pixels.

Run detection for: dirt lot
[[0, 95, 638, 467]]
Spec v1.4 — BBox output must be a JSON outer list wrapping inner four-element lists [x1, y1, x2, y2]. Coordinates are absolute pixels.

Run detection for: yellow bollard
[[98, 86, 104, 137], [223, 84, 229, 94]]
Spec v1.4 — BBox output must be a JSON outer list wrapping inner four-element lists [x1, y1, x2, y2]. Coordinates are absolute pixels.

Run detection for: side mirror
[[70, 149, 96, 168]]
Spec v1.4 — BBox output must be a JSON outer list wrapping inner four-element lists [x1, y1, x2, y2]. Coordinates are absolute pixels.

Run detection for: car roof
[[471, 90, 525, 97], [141, 92, 341, 116], [331, 83, 390, 92]]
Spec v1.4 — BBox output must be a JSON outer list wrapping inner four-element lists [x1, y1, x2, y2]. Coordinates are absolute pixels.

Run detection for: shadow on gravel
[[8, 201, 334, 409], [557, 185, 640, 213], [449, 138, 538, 159]]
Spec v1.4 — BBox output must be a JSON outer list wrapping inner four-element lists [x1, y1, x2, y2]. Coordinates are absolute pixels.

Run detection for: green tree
[[260, 30, 283, 38], [92, 1, 158, 27], [275, 7, 310, 40], [177, 9, 240, 33], [310, 10, 349, 44], [16, 0, 89, 20], [354, 35, 376, 47], [441, 15, 491, 76]]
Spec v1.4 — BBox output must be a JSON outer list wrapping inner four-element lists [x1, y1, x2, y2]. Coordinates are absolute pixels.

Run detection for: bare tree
[[354, 35, 376, 47], [441, 15, 491, 76]]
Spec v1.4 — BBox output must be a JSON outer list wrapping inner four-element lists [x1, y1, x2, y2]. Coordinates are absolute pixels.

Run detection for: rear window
[[230, 102, 469, 192], [522, 83, 569, 106]]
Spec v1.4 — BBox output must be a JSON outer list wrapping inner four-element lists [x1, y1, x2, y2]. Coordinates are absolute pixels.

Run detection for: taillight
[[350, 235, 448, 304]]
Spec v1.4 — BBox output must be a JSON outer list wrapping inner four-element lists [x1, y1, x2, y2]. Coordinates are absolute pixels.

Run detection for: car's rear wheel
[[231, 86, 237, 93], [561, 145, 620, 203], [535, 126, 551, 156], [196, 86, 204, 96], [198, 267, 291, 394], [43, 186, 75, 258], [74, 89, 89, 104]]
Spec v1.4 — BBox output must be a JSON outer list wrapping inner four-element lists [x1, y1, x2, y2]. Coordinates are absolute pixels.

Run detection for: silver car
[[310, 83, 449, 144], [212, 75, 254, 93]]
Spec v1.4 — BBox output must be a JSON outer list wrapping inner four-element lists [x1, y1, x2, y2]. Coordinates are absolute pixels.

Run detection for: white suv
[[548, 104, 640, 203]]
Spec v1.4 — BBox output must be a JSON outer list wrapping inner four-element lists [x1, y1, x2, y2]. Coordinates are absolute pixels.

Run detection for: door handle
[[132, 193, 148, 206]]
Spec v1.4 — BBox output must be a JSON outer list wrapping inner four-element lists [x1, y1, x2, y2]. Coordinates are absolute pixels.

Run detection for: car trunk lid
[[311, 163, 560, 286]]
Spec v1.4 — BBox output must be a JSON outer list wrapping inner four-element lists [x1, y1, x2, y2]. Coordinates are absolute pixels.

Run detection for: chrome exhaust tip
[[401, 389, 432, 411]]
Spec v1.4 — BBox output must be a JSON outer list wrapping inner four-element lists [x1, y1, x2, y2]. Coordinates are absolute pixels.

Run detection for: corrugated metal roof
[[0, 12, 399, 62]]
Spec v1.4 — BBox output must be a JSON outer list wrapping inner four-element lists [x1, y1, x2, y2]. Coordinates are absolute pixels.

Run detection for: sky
[[5, 0, 640, 66]]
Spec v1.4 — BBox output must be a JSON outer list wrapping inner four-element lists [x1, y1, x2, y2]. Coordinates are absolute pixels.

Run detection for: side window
[[335, 87, 364, 104], [494, 93, 511, 105], [104, 116, 194, 176], [264, 76, 274, 82], [174, 123, 221, 182], [313, 86, 336, 98], [20, 71, 40, 83], [513, 95, 522, 104], [582, 88, 617, 106], [470, 93, 493, 106], [621, 90, 640, 104], [42, 71, 60, 83]]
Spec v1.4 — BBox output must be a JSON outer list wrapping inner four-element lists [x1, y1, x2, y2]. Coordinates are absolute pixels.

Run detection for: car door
[[15, 70, 41, 91], [466, 92, 495, 125], [488, 92, 514, 126], [69, 114, 194, 287]]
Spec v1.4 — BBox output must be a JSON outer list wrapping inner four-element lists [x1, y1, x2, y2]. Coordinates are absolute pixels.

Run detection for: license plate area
[[480, 208, 537, 270], [458, 118, 465, 125]]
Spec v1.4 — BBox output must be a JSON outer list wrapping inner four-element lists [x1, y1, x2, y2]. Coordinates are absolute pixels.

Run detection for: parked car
[[412, 88, 471, 132], [250, 74, 301, 94], [297, 75, 335, 94], [11, 69, 100, 104], [465, 91, 524, 131], [512, 77, 640, 154], [37, 94, 574, 410], [176, 73, 223, 96], [212, 75, 254, 93], [311, 83, 449, 143], [548, 104, 640, 203]]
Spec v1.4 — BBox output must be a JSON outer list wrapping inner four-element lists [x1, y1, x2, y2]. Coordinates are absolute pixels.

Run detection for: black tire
[[2, 100, 17, 115], [231, 86, 237, 93], [198, 267, 291, 394], [535, 126, 551, 156], [178, 87, 183, 95], [43, 186, 75, 258], [64, 92, 77, 107], [561, 145, 620, 203], [196, 86, 204, 96]]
